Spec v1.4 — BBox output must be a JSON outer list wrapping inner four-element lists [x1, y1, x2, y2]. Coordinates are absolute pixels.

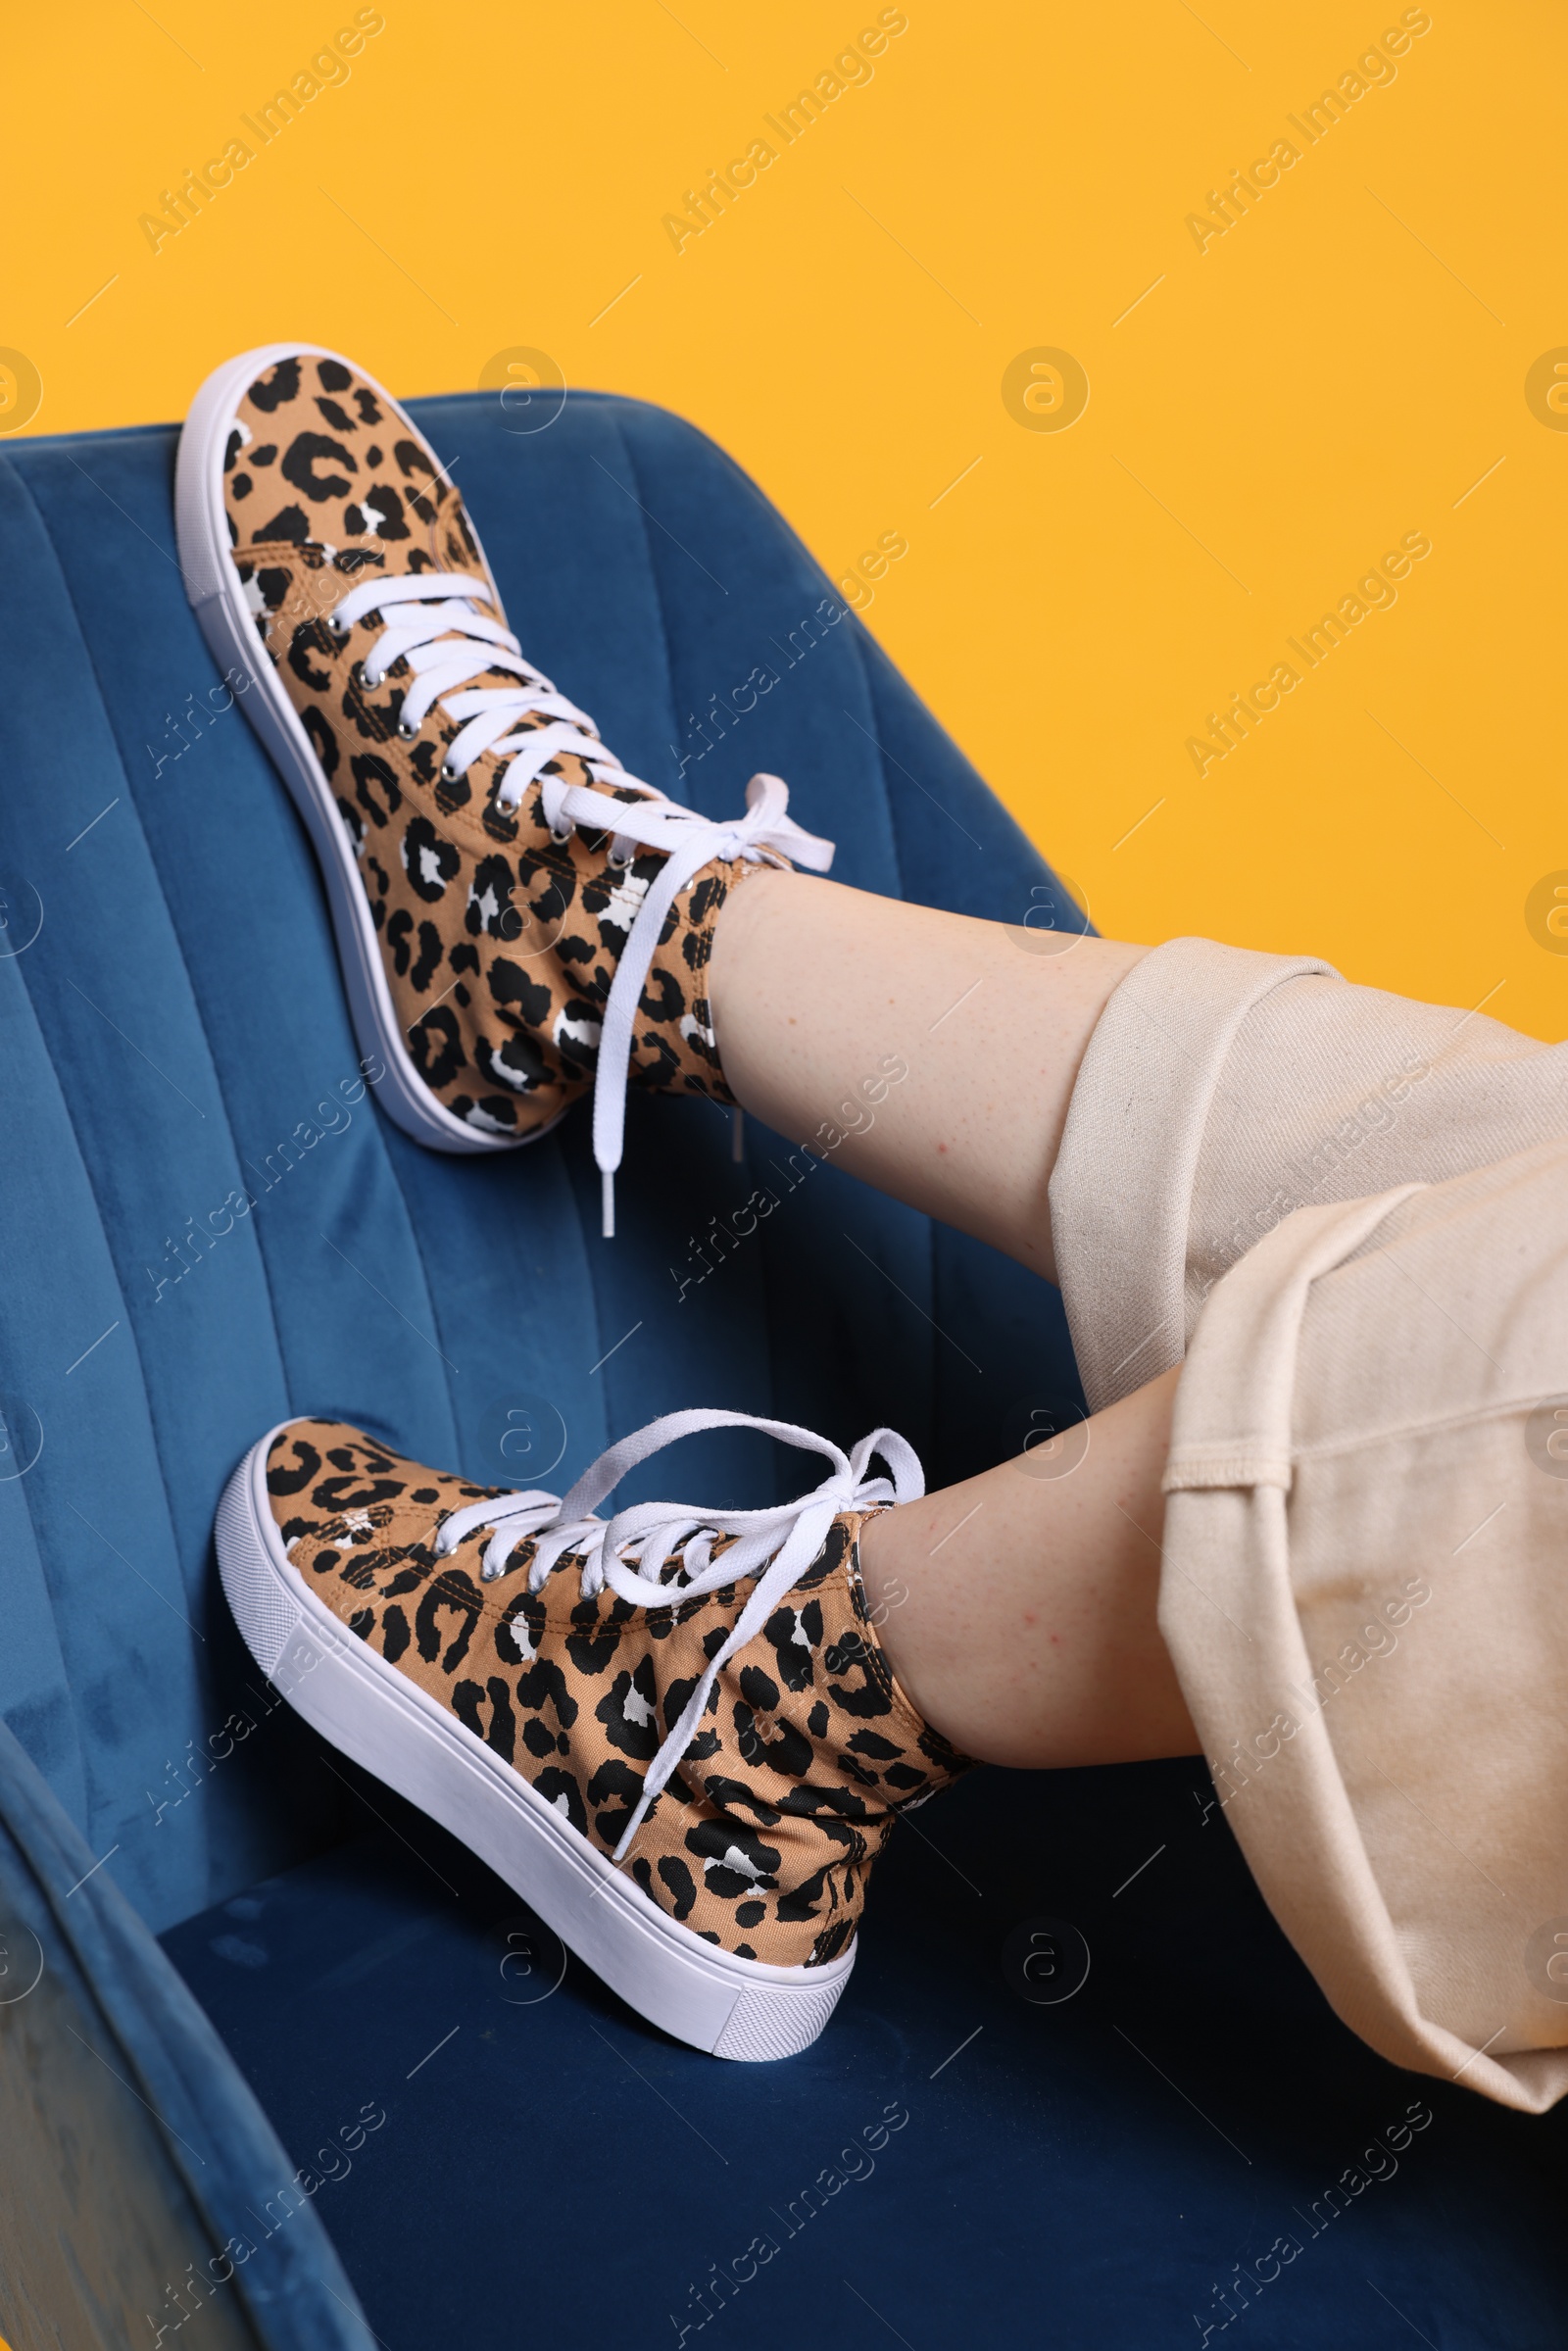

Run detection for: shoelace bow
[[431, 1407, 924, 1860], [330, 571, 836, 1233]]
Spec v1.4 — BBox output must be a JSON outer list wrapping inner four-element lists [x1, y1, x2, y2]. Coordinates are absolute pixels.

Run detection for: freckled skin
[[858, 1368, 1187, 1769]]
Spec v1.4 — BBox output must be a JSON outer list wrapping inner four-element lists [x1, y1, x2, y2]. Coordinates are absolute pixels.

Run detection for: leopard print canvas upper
[[266, 1419, 969, 1968], [224, 351, 748, 1142]]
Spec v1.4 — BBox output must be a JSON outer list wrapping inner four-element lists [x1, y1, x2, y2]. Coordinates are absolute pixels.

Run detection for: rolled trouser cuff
[[1048, 938, 1334, 1411]]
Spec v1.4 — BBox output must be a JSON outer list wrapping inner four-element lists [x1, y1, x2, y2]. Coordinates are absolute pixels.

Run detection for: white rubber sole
[[215, 1431, 856, 2060], [173, 340, 560, 1157]]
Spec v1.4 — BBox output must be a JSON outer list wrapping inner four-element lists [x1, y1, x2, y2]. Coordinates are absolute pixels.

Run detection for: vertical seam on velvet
[[368, 1137, 466, 1464], [0, 1016, 91, 1835], [612, 403, 685, 798], [2, 462, 256, 1869], [852, 622, 932, 1434], [10, 456, 296, 1421], [0, 456, 94, 1837], [563, 395, 674, 1422], [22, 449, 464, 1476], [856, 623, 908, 906], [7, 455, 465, 1906], [616, 402, 775, 1438]]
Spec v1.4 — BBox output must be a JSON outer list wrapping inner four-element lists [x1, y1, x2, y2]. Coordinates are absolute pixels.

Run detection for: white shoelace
[[431, 1407, 925, 1860], [330, 571, 836, 1232]]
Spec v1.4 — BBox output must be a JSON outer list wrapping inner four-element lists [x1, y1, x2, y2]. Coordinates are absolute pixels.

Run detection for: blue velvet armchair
[[0, 390, 1561, 2349]]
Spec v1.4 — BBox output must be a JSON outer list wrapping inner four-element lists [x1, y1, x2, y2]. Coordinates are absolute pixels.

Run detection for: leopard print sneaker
[[215, 1406, 968, 2059], [175, 343, 833, 1228]]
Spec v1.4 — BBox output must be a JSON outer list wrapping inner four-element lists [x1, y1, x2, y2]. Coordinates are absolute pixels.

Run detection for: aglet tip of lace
[[601, 1168, 615, 1240]]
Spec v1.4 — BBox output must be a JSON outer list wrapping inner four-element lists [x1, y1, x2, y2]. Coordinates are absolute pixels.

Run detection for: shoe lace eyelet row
[[313, 565, 835, 1233], [427, 1410, 923, 1860]]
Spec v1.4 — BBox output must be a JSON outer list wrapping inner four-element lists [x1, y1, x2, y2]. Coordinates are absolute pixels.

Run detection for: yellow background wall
[[6, 0, 1564, 1036]]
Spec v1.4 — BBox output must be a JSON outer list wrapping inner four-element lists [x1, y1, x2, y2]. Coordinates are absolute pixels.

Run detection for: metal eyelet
[[549, 824, 572, 845], [396, 716, 417, 741], [608, 849, 632, 870], [442, 759, 462, 784], [329, 612, 350, 638]]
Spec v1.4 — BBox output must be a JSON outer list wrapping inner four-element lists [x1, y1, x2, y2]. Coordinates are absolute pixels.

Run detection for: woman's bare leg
[[709, 869, 1148, 1286], [861, 1365, 1194, 1767], [710, 870, 1192, 1765]]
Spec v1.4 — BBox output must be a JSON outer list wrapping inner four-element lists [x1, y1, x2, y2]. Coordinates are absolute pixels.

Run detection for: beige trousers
[[1050, 939, 1568, 2114]]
